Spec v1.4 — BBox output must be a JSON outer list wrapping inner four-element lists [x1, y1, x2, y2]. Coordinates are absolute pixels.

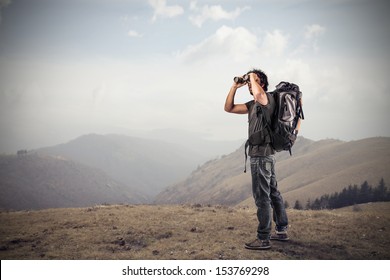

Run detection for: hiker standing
[[224, 69, 291, 250]]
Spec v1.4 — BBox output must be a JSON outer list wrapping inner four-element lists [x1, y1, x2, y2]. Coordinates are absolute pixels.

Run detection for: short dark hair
[[247, 68, 269, 91]]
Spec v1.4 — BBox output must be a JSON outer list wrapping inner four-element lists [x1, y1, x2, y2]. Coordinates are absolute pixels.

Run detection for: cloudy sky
[[0, 0, 389, 153]]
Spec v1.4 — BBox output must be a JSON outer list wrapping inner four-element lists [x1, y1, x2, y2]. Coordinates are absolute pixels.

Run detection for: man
[[224, 69, 290, 250]]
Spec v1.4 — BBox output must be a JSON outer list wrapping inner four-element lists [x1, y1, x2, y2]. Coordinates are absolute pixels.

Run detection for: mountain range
[[1, 134, 389, 210], [37, 133, 240, 198], [0, 132, 241, 210]]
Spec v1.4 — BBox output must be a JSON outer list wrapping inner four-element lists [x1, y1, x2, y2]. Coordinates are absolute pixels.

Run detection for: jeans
[[250, 155, 288, 240]]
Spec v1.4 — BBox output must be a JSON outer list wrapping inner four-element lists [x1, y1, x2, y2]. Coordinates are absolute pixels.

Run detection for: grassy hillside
[[1, 202, 389, 260], [156, 137, 390, 206], [0, 154, 146, 210], [276, 137, 390, 205]]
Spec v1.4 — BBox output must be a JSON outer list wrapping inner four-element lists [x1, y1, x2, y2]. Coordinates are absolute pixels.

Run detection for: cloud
[[304, 24, 326, 52], [127, 30, 142, 38], [305, 24, 326, 39], [189, 2, 250, 27], [291, 24, 326, 55], [149, 0, 184, 22], [261, 30, 289, 57], [175, 25, 290, 66], [175, 25, 258, 63]]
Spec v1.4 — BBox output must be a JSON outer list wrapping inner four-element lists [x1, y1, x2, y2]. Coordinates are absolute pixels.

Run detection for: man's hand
[[233, 75, 248, 89], [248, 72, 257, 80], [225, 77, 249, 114]]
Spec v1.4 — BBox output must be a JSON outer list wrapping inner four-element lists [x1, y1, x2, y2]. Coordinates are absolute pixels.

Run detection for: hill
[[0, 154, 146, 210], [155, 137, 390, 206], [37, 133, 209, 199], [0, 202, 389, 259]]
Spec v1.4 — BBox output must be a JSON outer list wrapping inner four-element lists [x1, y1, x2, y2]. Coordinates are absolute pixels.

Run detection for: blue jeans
[[250, 155, 288, 240]]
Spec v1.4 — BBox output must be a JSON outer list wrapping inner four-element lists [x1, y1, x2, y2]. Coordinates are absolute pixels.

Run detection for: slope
[[0, 153, 146, 210], [155, 137, 390, 206]]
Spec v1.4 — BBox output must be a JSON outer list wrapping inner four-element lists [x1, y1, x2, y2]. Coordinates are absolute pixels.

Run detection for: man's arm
[[224, 83, 248, 114], [249, 73, 268, 105]]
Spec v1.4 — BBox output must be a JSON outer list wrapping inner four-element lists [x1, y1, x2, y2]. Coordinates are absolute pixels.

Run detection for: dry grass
[[0, 202, 389, 260]]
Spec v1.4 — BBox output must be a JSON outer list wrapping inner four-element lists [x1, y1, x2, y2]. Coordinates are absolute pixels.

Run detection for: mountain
[[0, 153, 147, 210], [37, 133, 211, 199], [128, 128, 243, 160], [155, 137, 390, 206]]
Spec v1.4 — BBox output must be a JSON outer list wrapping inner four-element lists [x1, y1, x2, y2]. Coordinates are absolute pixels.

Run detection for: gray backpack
[[267, 81, 304, 154]]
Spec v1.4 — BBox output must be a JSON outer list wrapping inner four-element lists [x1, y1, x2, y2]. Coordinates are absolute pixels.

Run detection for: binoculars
[[233, 74, 250, 84]]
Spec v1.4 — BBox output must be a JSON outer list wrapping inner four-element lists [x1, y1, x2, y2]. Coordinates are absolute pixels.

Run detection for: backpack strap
[[243, 102, 273, 173], [244, 139, 249, 173], [258, 103, 274, 145]]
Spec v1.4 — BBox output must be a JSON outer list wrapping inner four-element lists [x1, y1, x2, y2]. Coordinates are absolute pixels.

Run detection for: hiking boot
[[245, 239, 271, 250], [270, 232, 289, 241]]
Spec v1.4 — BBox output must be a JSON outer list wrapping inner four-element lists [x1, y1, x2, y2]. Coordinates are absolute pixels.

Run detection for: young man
[[224, 69, 289, 250]]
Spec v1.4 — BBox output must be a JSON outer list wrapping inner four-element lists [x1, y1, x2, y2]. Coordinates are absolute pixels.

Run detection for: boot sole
[[244, 245, 271, 250]]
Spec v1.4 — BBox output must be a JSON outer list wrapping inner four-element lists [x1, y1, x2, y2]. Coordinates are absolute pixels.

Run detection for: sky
[[0, 0, 389, 153]]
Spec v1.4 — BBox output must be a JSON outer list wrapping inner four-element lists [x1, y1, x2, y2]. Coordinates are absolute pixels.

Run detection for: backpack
[[244, 81, 304, 172], [268, 81, 304, 154]]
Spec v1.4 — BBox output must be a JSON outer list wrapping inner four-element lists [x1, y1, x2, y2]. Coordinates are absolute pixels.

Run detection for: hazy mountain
[[155, 137, 390, 206], [0, 153, 147, 210], [37, 133, 225, 199], [129, 128, 244, 159]]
